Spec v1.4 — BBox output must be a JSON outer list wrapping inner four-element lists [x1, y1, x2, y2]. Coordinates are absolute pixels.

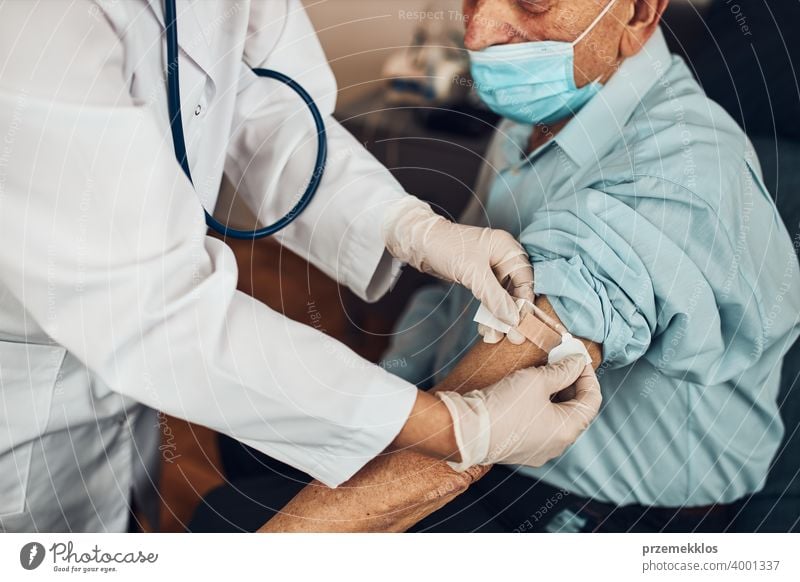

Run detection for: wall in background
[[302, 0, 458, 108]]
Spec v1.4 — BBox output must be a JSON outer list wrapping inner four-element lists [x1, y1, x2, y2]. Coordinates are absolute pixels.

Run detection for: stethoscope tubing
[[164, 0, 327, 240]]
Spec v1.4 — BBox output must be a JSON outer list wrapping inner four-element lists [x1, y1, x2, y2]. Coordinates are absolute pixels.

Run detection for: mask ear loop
[[570, 0, 619, 87], [571, 0, 619, 46]]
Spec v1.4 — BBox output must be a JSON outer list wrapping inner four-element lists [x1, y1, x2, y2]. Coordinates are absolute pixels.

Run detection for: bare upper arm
[[433, 295, 602, 395]]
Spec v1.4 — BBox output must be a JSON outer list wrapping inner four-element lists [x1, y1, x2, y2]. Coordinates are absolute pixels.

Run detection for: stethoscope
[[164, 0, 327, 240]]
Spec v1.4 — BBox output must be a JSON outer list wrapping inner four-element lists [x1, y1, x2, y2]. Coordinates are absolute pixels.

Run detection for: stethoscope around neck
[[164, 0, 327, 240]]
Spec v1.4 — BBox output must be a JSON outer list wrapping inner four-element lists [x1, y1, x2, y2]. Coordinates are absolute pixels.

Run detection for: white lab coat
[[0, 0, 417, 532]]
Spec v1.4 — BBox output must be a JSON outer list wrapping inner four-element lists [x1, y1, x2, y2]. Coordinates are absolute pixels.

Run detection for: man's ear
[[619, 0, 669, 57]]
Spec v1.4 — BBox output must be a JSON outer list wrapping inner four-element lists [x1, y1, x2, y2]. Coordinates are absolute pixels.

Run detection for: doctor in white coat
[[0, 0, 601, 532]]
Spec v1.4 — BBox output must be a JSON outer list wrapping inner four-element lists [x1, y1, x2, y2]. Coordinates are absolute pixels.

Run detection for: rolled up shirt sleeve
[[519, 189, 657, 368]]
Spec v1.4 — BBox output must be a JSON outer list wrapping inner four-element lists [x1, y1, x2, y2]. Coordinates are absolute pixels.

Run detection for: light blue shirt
[[382, 29, 800, 506]]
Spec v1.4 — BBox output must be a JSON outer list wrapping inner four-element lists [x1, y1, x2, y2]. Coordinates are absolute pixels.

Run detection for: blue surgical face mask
[[468, 0, 617, 126]]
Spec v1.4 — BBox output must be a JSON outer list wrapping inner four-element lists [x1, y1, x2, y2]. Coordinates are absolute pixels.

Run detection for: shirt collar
[[553, 26, 673, 167]]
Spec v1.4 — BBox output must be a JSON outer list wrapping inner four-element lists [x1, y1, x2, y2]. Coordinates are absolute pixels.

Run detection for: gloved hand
[[435, 355, 601, 470], [383, 196, 533, 341]]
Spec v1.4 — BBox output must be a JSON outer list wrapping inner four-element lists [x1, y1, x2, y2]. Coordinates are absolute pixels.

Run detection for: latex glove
[[436, 355, 601, 470], [476, 297, 535, 345], [383, 196, 533, 337]]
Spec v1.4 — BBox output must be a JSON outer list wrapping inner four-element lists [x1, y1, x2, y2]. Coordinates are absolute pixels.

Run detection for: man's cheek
[[555, 4, 584, 32]]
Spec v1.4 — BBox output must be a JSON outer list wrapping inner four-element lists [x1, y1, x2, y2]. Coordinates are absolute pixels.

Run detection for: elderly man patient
[[377, 0, 800, 532], [190, 0, 799, 533]]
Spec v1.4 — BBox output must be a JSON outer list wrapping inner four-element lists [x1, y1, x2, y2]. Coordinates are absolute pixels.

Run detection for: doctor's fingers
[[530, 354, 587, 398], [477, 319, 526, 345], [477, 323, 504, 344], [492, 250, 535, 305], [471, 268, 523, 328], [485, 356, 584, 402], [556, 365, 603, 427], [469, 229, 532, 327]]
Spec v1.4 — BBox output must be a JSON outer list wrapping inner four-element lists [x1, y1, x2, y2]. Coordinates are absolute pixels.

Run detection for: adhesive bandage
[[473, 300, 592, 366]]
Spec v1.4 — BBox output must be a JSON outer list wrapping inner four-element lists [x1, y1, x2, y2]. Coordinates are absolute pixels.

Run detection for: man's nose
[[463, 0, 522, 51]]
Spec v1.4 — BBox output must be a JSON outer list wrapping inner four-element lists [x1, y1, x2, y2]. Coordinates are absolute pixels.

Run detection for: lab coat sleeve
[[224, 0, 406, 302], [0, 0, 416, 487]]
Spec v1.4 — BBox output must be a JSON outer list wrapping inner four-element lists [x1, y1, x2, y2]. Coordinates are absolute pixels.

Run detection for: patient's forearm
[[258, 451, 489, 532], [434, 332, 546, 394], [390, 390, 459, 460]]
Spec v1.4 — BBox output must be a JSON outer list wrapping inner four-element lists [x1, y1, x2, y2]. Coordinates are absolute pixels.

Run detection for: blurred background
[[158, 0, 799, 533]]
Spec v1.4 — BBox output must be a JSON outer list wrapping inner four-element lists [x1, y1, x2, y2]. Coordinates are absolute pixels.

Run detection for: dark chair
[[730, 137, 800, 532]]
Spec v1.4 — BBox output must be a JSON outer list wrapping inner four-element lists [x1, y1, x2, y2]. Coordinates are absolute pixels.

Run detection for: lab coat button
[[194, 104, 202, 116]]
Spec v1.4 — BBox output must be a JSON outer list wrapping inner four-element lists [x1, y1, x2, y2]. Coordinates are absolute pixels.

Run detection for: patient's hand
[[258, 452, 489, 532]]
